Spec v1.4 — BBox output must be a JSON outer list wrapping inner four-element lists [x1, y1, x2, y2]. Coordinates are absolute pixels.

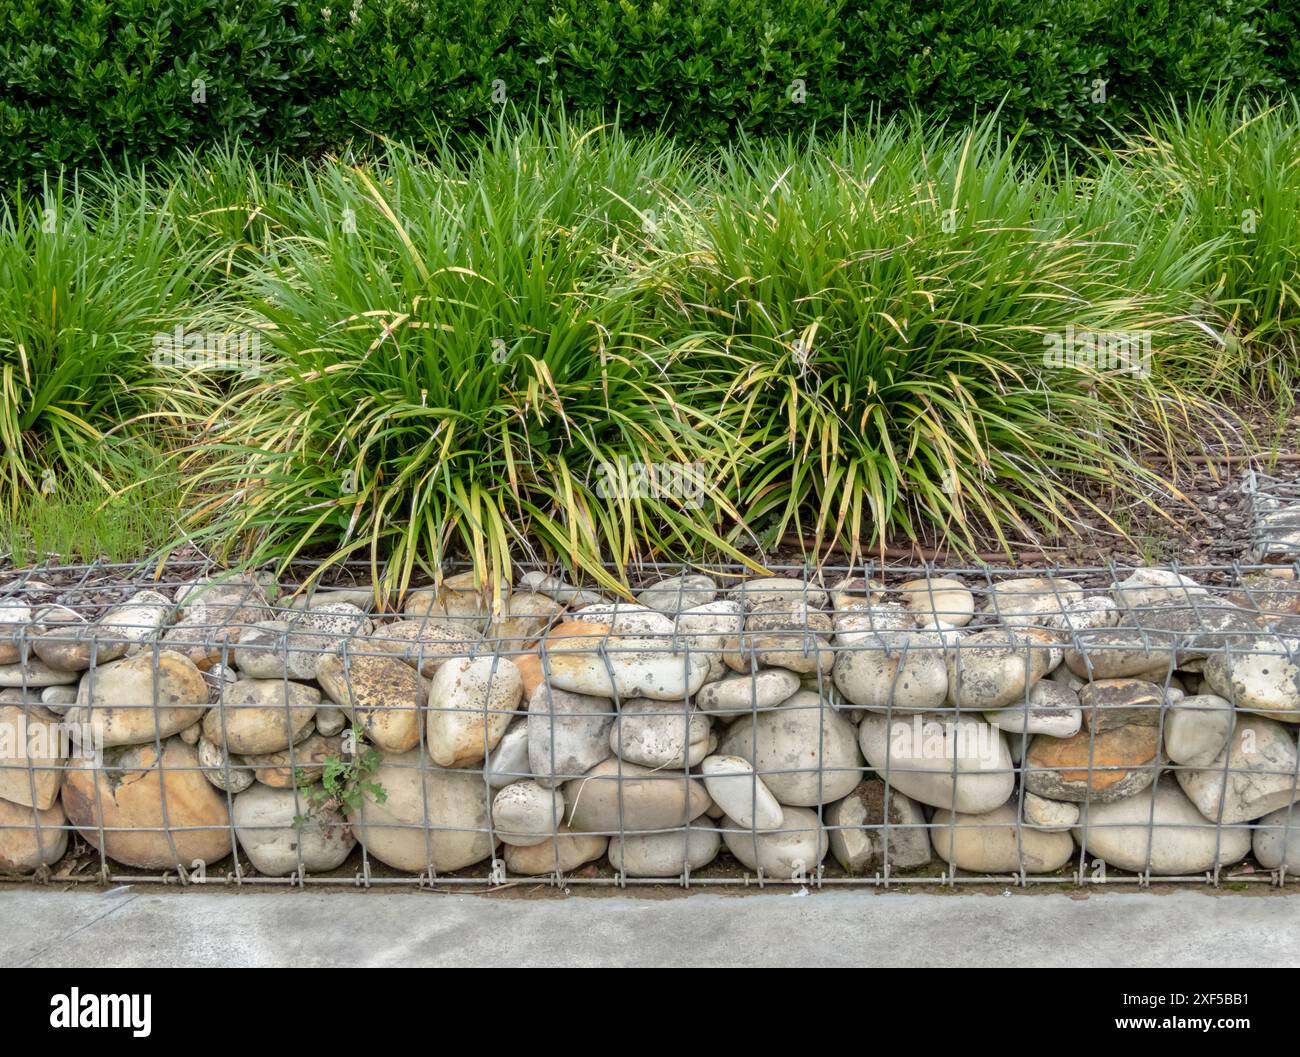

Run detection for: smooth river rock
[[527, 685, 616, 788], [233, 620, 328, 680], [898, 577, 974, 628], [288, 601, 374, 640], [565, 603, 676, 637], [831, 621, 949, 712], [233, 783, 355, 876], [721, 805, 827, 879], [736, 601, 833, 674], [947, 627, 1058, 711], [985, 680, 1081, 738], [1112, 569, 1208, 610], [719, 691, 862, 806], [1074, 781, 1250, 874], [1023, 723, 1160, 804], [1202, 635, 1300, 722], [983, 577, 1085, 627], [1022, 792, 1080, 831], [492, 781, 566, 846], [484, 718, 531, 789], [931, 803, 1075, 874], [316, 649, 424, 753], [202, 678, 319, 754], [696, 668, 800, 716], [730, 578, 828, 612], [62, 738, 234, 868], [0, 797, 67, 873], [426, 655, 523, 768], [636, 575, 718, 614], [610, 700, 713, 768], [1252, 806, 1300, 871], [1164, 694, 1235, 767], [371, 619, 485, 677], [563, 758, 709, 833], [540, 624, 710, 701], [700, 754, 784, 831], [858, 712, 1013, 814], [347, 750, 494, 872], [0, 704, 65, 809], [1175, 715, 1300, 825], [504, 826, 607, 875], [1064, 627, 1176, 681], [0, 659, 80, 688], [607, 819, 721, 877], [69, 650, 209, 747], [403, 572, 502, 627], [673, 601, 744, 681]]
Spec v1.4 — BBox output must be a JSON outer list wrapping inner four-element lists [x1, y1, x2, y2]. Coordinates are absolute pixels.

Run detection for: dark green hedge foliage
[[1, 0, 1295, 183]]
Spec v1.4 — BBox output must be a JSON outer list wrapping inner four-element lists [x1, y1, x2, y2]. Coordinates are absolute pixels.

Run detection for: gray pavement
[[2, 887, 1296, 967]]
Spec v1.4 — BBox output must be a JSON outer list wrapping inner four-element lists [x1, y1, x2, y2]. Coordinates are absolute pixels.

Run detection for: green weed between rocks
[[294, 725, 387, 829]]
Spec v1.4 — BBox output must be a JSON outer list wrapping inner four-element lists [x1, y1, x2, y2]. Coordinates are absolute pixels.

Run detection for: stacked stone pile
[[1, 564, 1298, 883]]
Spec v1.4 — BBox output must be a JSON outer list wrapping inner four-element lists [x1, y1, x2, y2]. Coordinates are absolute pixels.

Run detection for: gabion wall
[[2, 560, 1299, 888]]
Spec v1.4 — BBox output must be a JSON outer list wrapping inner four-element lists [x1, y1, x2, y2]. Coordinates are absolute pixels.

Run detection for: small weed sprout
[[293, 724, 387, 830]]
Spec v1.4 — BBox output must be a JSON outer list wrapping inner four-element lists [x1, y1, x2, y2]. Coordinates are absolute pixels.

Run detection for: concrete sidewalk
[[3, 887, 1296, 967]]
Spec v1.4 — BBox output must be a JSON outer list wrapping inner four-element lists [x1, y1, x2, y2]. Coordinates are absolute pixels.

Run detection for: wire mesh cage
[[1246, 471, 1300, 564], [1, 558, 1299, 890]]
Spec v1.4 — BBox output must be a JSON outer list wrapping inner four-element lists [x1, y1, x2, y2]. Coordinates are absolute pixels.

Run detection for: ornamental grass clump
[[181, 122, 748, 596], [0, 178, 208, 505], [658, 116, 1221, 560], [1104, 97, 1300, 398]]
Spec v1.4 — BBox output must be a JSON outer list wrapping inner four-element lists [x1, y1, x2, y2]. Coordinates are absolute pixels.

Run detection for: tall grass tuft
[[180, 122, 746, 596], [659, 117, 1223, 560], [1108, 97, 1300, 398], [0, 178, 208, 505]]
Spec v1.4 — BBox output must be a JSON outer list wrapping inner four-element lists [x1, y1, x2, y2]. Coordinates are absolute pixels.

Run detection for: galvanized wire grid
[[1246, 470, 1300, 564], [1, 559, 1299, 890]]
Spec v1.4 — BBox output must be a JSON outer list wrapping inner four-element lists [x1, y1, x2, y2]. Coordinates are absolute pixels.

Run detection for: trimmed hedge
[[1, 0, 1294, 183], [0, 0, 315, 181]]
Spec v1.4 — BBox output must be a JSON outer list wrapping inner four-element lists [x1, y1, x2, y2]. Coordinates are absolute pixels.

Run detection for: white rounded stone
[[426, 655, 523, 768], [700, 754, 784, 830], [234, 783, 355, 876], [696, 668, 800, 716], [931, 803, 1075, 873], [610, 700, 714, 768], [719, 691, 862, 806], [1176, 715, 1300, 824], [898, 577, 974, 628], [858, 712, 1013, 814], [607, 819, 721, 877], [1164, 694, 1235, 767], [1074, 781, 1250, 875], [492, 781, 566, 847], [721, 805, 827, 879]]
